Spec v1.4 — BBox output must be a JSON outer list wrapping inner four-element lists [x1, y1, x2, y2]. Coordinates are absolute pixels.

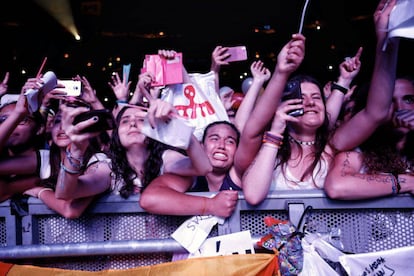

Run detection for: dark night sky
[[1, 0, 412, 107]]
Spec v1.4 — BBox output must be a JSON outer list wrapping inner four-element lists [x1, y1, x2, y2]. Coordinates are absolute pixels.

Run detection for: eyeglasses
[[0, 115, 35, 125]]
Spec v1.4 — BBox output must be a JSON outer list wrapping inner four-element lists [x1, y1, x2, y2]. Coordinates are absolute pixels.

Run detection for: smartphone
[[281, 79, 304, 117], [63, 97, 91, 109], [73, 109, 115, 133], [225, 46, 248, 62], [60, 80, 82, 96]]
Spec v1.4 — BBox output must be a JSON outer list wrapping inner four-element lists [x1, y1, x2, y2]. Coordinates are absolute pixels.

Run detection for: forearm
[[233, 80, 262, 132], [0, 177, 39, 202], [242, 145, 278, 205], [55, 166, 82, 199], [326, 90, 346, 129], [55, 145, 86, 199], [0, 154, 38, 175], [38, 189, 93, 219], [235, 73, 288, 173], [141, 186, 210, 216], [365, 39, 399, 122], [129, 90, 144, 105], [325, 171, 396, 200], [244, 72, 288, 139], [185, 136, 212, 175]]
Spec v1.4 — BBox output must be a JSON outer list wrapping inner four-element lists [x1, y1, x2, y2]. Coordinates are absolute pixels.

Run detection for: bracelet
[[263, 143, 280, 150], [116, 99, 128, 104], [391, 173, 401, 195], [39, 105, 49, 115], [65, 145, 84, 170], [66, 145, 84, 163], [60, 162, 81, 174], [263, 132, 283, 147], [37, 188, 53, 200], [265, 131, 283, 141], [331, 82, 348, 94], [201, 197, 207, 215]]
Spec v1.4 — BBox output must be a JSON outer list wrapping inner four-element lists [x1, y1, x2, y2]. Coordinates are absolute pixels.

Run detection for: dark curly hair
[[109, 106, 167, 198], [360, 124, 413, 174], [277, 74, 332, 182]]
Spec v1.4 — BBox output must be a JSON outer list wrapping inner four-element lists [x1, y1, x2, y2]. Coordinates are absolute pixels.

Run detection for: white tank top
[[270, 158, 328, 190]]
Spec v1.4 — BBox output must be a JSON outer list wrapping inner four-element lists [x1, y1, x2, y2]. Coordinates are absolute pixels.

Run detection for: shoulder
[[87, 152, 111, 166], [84, 152, 111, 174]]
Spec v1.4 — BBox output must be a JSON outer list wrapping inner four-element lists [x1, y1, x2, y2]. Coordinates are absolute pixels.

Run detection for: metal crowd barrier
[[0, 190, 413, 271]]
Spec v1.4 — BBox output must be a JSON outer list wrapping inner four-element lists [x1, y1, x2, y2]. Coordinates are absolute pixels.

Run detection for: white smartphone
[[60, 80, 81, 96]]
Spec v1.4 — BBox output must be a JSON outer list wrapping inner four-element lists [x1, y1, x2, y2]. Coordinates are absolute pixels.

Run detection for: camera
[[73, 109, 115, 133], [281, 79, 304, 117]]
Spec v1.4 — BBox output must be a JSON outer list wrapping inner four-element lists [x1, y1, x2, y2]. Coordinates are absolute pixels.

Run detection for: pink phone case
[[226, 46, 248, 62], [141, 53, 183, 87]]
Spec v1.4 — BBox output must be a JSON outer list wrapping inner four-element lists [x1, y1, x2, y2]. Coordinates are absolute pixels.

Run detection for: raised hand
[[210, 46, 231, 72], [76, 75, 104, 109], [0, 72, 9, 97], [276, 33, 306, 75], [108, 72, 131, 102], [338, 47, 363, 84]]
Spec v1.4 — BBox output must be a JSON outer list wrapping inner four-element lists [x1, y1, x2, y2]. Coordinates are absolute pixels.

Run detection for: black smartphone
[[63, 97, 91, 109], [281, 79, 304, 117], [73, 109, 115, 133]]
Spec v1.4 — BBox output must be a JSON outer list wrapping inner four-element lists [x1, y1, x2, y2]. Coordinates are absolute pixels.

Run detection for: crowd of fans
[[0, 0, 413, 221]]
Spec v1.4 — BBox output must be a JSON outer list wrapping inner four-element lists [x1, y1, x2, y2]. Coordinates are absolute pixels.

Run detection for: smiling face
[[292, 81, 326, 131], [202, 123, 238, 172]]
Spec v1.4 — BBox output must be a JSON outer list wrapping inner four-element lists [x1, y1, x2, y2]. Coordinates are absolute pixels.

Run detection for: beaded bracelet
[[66, 145, 84, 163], [60, 162, 81, 175], [66, 145, 84, 170]]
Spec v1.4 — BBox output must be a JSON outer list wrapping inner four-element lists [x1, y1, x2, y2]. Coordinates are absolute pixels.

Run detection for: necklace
[[288, 135, 316, 146]]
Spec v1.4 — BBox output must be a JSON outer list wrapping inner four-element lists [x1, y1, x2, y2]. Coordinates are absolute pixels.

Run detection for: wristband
[[116, 99, 128, 104], [391, 173, 401, 195], [331, 82, 348, 94], [60, 162, 81, 174]]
